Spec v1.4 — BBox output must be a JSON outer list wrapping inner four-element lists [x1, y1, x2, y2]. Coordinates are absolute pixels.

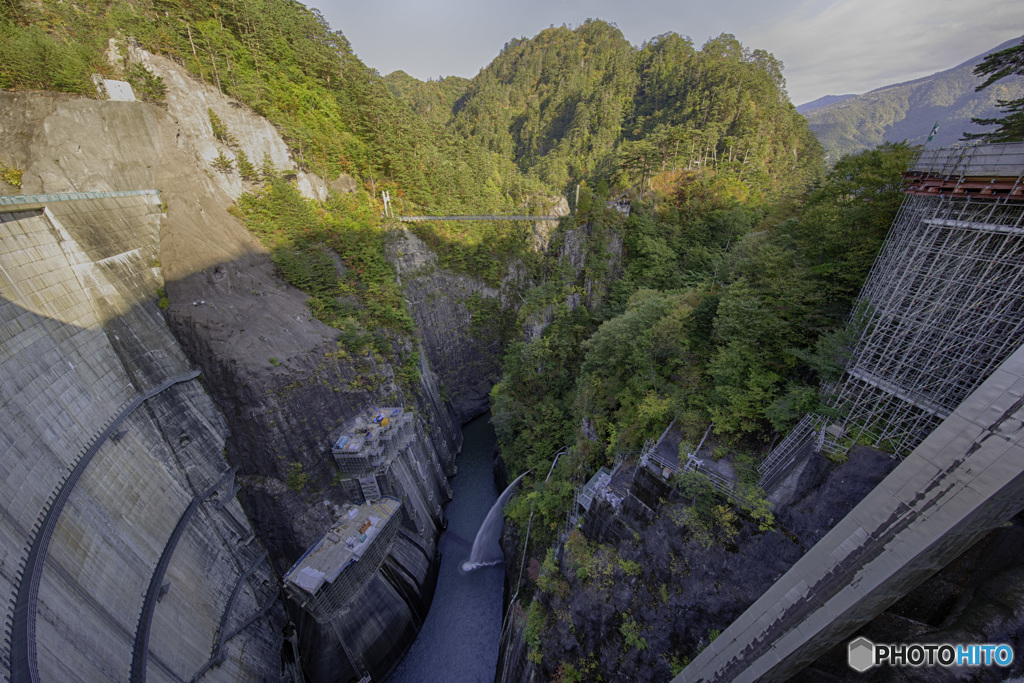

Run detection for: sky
[[312, 0, 1024, 106]]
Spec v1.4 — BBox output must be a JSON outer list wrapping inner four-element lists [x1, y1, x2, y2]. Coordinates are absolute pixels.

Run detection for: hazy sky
[[313, 0, 1023, 106]]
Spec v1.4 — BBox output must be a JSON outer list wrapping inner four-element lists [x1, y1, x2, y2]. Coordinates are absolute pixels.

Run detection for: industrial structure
[[0, 192, 282, 682], [759, 143, 1024, 486], [680, 142, 1024, 680], [332, 407, 415, 478], [283, 498, 403, 623], [330, 406, 452, 537]]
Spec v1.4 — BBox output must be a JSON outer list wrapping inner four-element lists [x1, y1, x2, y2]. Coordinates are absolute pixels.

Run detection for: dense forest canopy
[[442, 21, 821, 199], [0, 4, 940, 676], [1, 5, 820, 213]]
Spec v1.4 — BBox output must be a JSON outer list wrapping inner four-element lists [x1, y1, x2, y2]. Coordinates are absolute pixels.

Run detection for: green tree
[[208, 108, 237, 146], [783, 141, 918, 322], [211, 150, 233, 173], [964, 39, 1024, 142], [126, 62, 166, 104], [235, 149, 258, 181]]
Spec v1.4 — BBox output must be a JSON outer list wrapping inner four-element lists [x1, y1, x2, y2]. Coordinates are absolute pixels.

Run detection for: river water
[[387, 413, 505, 683]]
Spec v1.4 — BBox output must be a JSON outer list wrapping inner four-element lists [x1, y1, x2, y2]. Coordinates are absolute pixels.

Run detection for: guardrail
[[0, 190, 160, 207]]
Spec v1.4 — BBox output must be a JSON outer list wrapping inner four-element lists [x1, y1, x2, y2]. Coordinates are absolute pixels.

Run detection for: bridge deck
[[395, 215, 560, 222]]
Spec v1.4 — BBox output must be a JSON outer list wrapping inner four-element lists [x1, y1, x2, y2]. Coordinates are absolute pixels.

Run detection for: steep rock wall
[[0, 73, 464, 681], [116, 41, 329, 204], [386, 229, 514, 423], [523, 219, 624, 340]]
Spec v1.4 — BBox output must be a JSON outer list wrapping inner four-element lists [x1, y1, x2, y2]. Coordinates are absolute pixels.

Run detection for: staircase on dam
[[678, 142, 1024, 680], [0, 191, 282, 682]]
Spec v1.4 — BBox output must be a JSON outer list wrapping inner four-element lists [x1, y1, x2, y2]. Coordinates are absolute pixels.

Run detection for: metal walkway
[[6, 369, 201, 683], [0, 190, 160, 208], [676, 344, 1024, 681], [190, 550, 271, 682], [395, 215, 560, 222]]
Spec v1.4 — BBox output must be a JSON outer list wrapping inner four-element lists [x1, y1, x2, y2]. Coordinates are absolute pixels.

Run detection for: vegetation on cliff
[[0, 0, 538, 216], [0, 1, 940, 678], [493, 141, 917, 678]]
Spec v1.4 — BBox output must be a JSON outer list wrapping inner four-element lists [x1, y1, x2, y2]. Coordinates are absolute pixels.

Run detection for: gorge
[[3, 4, 1024, 682], [0, 46, 478, 681]]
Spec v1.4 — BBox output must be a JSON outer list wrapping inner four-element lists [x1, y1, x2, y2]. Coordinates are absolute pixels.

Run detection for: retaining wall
[[0, 193, 281, 682]]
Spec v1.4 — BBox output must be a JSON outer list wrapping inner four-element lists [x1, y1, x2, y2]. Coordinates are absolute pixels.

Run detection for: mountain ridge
[[804, 35, 1024, 162]]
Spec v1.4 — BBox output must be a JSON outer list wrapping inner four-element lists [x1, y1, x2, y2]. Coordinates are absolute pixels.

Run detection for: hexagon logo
[[848, 637, 875, 672]]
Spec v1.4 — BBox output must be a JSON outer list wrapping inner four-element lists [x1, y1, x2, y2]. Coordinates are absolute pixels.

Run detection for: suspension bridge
[[394, 215, 561, 222]]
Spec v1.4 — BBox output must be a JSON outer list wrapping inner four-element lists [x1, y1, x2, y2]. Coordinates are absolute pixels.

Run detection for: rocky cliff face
[[496, 448, 900, 682], [0, 44, 470, 681], [0, 38, 631, 679], [522, 218, 624, 341], [0, 190, 284, 680], [386, 229, 514, 423]]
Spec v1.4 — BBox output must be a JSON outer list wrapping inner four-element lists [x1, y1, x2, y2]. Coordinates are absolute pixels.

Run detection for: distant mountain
[[804, 36, 1024, 163], [796, 94, 856, 114]]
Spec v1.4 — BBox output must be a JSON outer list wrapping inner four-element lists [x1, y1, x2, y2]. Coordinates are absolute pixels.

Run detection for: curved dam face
[[0, 74, 473, 679], [0, 193, 284, 681], [0, 191, 463, 683]]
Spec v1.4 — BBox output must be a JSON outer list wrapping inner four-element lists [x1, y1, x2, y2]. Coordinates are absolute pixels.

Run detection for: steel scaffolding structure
[[754, 144, 1024, 474], [819, 184, 1024, 460]]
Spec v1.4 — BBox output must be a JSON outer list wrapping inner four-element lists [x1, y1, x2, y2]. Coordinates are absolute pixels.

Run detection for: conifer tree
[[260, 152, 278, 181], [964, 39, 1024, 142], [236, 149, 258, 181], [211, 150, 233, 173]]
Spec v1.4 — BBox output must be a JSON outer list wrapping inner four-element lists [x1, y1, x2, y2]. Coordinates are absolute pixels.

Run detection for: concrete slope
[[0, 194, 283, 681]]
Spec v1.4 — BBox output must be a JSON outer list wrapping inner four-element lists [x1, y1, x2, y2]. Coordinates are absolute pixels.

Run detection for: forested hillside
[[804, 35, 1024, 162], [436, 23, 821, 199], [0, 0, 539, 215], [0, 3, 932, 680]]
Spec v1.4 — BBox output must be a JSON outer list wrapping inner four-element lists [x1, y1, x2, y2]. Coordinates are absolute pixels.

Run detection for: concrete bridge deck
[[677, 343, 1024, 681]]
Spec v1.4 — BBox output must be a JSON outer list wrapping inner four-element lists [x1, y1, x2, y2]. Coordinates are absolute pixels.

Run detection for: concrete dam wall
[[0, 45, 489, 677], [0, 192, 283, 681]]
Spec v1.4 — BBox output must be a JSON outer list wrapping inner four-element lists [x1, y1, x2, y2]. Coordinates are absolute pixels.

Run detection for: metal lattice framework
[[819, 189, 1024, 460], [283, 499, 402, 624]]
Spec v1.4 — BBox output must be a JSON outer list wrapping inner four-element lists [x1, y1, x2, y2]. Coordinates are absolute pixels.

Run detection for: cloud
[[745, 0, 1024, 103], [319, 0, 1022, 103]]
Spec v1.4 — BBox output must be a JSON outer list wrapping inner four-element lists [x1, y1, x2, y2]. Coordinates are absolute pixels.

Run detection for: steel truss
[[820, 192, 1024, 459]]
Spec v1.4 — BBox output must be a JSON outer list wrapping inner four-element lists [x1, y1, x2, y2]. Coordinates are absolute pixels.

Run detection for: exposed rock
[[530, 195, 570, 251], [498, 446, 900, 683], [329, 172, 359, 194], [116, 40, 329, 202], [0, 182, 284, 678], [0, 85, 463, 682], [385, 228, 507, 423], [522, 220, 623, 339]]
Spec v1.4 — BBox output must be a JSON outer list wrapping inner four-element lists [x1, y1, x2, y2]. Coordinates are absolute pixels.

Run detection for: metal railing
[[0, 189, 160, 207]]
